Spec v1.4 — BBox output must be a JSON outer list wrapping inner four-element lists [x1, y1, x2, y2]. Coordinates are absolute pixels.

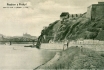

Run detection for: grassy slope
[[36, 47, 104, 69]]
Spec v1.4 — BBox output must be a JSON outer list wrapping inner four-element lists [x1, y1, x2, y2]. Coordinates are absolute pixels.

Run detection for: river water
[[0, 44, 56, 70]]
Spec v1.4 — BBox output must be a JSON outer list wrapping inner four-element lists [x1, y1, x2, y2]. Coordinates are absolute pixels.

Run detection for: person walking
[[63, 40, 69, 50]]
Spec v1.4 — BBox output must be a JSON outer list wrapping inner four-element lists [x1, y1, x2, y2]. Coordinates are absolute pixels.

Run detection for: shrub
[[87, 28, 100, 32], [89, 32, 98, 39], [101, 53, 104, 57]]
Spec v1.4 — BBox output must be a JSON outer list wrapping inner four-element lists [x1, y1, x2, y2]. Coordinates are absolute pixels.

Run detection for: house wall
[[91, 5, 97, 20], [60, 15, 69, 21], [86, 5, 92, 19], [70, 14, 82, 18], [86, 3, 104, 20], [95, 4, 104, 19]]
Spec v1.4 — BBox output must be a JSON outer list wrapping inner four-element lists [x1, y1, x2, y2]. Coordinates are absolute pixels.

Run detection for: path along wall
[[69, 39, 104, 51]]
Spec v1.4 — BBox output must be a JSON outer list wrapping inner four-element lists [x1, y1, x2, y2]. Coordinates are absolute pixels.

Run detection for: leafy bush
[[89, 32, 98, 39], [87, 28, 100, 32], [101, 53, 104, 57]]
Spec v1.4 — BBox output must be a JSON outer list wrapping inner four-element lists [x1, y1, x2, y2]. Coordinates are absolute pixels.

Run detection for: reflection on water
[[0, 44, 46, 70]]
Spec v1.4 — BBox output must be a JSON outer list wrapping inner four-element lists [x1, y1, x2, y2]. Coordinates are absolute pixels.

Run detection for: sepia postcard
[[0, 0, 104, 70]]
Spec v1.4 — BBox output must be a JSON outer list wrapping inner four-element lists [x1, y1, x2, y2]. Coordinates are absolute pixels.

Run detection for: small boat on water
[[24, 45, 33, 47], [24, 45, 36, 48]]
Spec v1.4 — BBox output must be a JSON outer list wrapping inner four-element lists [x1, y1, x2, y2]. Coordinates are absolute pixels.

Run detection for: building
[[86, 2, 104, 20], [60, 12, 69, 21], [23, 33, 31, 37], [70, 14, 82, 19], [23, 33, 37, 39]]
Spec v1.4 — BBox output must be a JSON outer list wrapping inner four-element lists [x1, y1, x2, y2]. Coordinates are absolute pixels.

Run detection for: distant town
[[0, 33, 37, 45]]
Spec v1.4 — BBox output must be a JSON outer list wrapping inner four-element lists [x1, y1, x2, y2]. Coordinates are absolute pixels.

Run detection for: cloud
[[0, 0, 103, 36], [24, 1, 32, 6], [36, 0, 86, 15]]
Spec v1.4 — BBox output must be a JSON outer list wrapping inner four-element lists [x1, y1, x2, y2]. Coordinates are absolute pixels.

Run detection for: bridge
[[0, 40, 38, 45]]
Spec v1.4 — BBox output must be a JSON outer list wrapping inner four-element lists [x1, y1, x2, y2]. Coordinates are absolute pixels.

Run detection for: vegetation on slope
[[36, 47, 104, 69], [39, 13, 104, 43]]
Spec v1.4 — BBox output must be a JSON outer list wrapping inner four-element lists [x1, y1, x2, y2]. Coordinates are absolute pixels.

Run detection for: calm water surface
[[0, 44, 56, 70]]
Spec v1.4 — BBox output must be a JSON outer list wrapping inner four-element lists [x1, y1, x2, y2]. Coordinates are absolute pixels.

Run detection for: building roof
[[91, 2, 104, 6], [60, 12, 69, 17], [98, 2, 104, 4]]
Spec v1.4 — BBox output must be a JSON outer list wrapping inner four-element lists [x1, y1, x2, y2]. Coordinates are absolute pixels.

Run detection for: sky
[[0, 0, 104, 36]]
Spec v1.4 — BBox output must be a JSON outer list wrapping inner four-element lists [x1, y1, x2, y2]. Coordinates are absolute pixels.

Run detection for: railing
[[69, 40, 104, 51]]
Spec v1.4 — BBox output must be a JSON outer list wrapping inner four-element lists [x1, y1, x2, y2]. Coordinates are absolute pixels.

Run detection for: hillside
[[35, 47, 104, 69], [39, 13, 104, 43]]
